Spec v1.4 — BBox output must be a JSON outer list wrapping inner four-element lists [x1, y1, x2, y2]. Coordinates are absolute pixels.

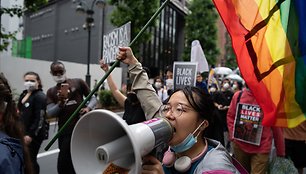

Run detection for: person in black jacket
[[18, 71, 47, 174]]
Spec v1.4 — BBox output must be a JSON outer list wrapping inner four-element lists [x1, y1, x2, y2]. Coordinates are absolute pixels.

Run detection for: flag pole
[[45, 0, 170, 151]]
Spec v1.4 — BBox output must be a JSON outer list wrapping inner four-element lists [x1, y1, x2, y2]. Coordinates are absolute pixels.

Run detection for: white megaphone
[[71, 109, 173, 174]]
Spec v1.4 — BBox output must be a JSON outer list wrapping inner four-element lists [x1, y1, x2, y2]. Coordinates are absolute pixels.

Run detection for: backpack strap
[[237, 90, 243, 104], [231, 156, 249, 174]]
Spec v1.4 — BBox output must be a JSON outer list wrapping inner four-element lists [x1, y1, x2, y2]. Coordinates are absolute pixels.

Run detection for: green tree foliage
[[108, 0, 159, 56], [183, 0, 219, 65], [0, 0, 47, 51], [224, 32, 237, 69]]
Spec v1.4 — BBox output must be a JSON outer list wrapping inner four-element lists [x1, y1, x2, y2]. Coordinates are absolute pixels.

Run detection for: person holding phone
[[46, 61, 97, 174]]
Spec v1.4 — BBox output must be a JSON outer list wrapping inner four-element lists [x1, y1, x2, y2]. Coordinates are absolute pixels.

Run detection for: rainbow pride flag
[[213, 0, 306, 128]]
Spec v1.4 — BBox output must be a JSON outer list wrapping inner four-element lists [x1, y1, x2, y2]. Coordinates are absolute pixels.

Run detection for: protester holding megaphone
[[116, 47, 241, 173]]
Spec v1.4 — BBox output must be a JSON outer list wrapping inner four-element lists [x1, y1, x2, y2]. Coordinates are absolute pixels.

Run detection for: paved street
[[38, 121, 59, 174]]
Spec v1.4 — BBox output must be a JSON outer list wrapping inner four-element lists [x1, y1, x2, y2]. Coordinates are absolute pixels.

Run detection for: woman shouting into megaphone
[[116, 47, 243, 174]]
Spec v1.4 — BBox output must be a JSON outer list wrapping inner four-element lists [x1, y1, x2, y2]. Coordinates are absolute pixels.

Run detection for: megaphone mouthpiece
[[96, 135, 133, 164]]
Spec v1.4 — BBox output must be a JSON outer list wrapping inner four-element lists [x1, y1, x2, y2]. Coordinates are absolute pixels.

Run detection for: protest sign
[[173, 62, 197, 90], [233, 103, 263, 146], [103, 22, 131, 63]]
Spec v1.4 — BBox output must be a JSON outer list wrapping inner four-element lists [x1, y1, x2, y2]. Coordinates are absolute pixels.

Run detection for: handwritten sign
[[173, 62, 197, 90], [103, 22, 131, 63]]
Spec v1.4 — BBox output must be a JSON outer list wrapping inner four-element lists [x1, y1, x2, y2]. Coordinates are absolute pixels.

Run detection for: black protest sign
[[233, 103, 263, 146], [173, 62, 197, 90]]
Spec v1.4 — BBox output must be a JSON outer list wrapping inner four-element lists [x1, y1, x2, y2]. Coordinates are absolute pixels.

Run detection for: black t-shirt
[[211, 90, 234, 132], [46, 78, 90, 135], [18, 89, 47, 139], [122, 92, 146, 125]]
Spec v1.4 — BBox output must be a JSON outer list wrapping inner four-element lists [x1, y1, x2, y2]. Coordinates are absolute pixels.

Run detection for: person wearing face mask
[[154, 76, 168, 102], [232, 80, 243, 93], [17, 71, 47, 174], [208, 83, 218, 94], [46, 61, 97, 174], [116, 47, 243, 174], [165, 65, 174, 96], [210, 78, 234, 149], [152, 87, 240, 173], [227, 84, 285, 174]]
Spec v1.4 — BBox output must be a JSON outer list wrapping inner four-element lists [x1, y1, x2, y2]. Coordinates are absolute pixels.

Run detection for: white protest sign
[[173, 62, 198, 90], [103, 22, 131, 63], [190, 40, 209, 72]]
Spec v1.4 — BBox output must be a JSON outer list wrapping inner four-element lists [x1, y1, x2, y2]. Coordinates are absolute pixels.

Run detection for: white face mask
[[232, 84, 237, 90], [166, 79, 173, 89], [24, 81, 36, 91], [223, 83, 230, 89], [53, 74, 66, 83], [209, 87, 216, 93], [155, 82, 162, 89]]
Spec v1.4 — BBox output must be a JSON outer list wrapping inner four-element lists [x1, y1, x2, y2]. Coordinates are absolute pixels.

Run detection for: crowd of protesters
[[0, 46, 305, 174]]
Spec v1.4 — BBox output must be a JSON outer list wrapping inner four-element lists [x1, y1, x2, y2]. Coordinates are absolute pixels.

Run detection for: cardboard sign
[[173, 62, 197, 90], [103, 22, 131, 63]]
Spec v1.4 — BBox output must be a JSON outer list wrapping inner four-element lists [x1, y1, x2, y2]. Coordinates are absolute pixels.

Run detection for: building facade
[[23, 0, 189, 80]]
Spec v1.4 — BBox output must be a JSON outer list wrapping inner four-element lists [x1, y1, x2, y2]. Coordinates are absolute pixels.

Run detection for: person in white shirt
[[153, 76, 168, 102]]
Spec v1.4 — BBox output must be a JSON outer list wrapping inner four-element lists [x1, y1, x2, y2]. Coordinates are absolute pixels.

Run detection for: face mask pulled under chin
[[24, 81, 37, 91], [53, 74, 66, 83], [170, 133, 197, 153], [170, 121, 205, 153]]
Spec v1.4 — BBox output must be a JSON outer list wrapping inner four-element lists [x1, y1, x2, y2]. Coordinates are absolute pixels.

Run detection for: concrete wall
[[0, 54, 122, 99]]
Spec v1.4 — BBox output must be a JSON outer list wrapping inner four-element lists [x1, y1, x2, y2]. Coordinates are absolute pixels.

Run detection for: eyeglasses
[[159, 103, 191, 118]]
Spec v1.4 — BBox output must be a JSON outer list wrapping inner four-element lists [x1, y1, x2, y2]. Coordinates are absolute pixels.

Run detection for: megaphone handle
[[150, 142, 168, 162], [44, 0, 171, 151]]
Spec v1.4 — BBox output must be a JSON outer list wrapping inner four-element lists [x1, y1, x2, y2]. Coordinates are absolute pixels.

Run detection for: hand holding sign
[[116, 47, 138, 66], [103, 22, 131, 64]]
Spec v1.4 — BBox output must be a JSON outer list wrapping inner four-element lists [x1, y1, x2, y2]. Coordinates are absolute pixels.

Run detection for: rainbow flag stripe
[[213, 0, 306, 127]]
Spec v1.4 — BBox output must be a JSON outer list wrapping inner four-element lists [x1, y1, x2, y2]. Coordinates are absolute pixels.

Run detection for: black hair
[[236, 81, 243, 90], [0, 74, 33, 174], [169, 86, 223, 142], [23, 71, 43, 89], [50, 61, 65, 71], [165, 65, 173, 73]]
